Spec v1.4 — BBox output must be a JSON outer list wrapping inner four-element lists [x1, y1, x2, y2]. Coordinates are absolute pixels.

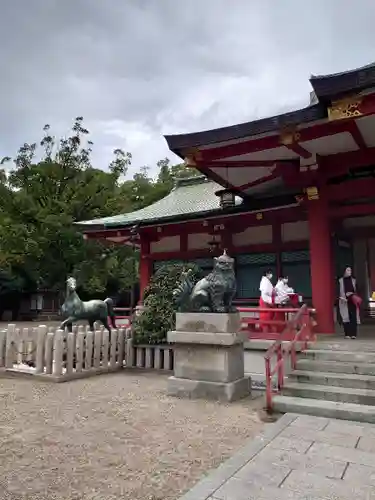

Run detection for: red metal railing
[[263, 304, 316, 411], [111, 307, 132, 327], [238, 306, 301, 340], [112, 305, 306, 335]]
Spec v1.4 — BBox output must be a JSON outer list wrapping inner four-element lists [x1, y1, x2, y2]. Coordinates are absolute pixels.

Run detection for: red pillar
[[308, 193, 335, 333], [139, 237, 152, 303]]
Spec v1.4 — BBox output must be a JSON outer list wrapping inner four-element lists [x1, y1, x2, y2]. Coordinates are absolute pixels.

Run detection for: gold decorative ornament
[[256, 212, 263, 220], [306, 186, 319, 200], [184, 155, 196, 167], [183, 147, 203, 166], [328, 96, 363, 121], [279, 126, 301, 145]]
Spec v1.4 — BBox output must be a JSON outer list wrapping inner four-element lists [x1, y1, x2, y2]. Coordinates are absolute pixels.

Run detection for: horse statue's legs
[[60, 317, 74, 332]]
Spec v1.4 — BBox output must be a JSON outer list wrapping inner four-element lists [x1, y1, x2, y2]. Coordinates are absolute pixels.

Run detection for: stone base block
[[173, 342, 245, 383], [175, 312, 241, 334], [168, 330, 247, 346], [167, 375, 251, 402]]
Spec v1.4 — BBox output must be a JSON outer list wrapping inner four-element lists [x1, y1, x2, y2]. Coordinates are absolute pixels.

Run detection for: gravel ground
[[0, 371, 265, 500]]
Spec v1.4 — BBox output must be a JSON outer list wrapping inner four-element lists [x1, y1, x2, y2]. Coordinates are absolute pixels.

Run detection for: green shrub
[[132, 262, 201, 345]]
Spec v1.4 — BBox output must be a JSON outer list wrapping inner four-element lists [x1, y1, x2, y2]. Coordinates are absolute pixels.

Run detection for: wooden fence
[[0, 324, 174, 382], [125, 342, 174, 371]]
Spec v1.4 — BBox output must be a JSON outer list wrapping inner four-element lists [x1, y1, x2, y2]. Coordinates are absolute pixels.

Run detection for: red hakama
[[259, 295, 275, 332]]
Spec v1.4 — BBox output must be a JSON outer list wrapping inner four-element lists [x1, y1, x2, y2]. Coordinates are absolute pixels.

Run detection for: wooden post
[[45, 331, 54, 374], [85, 330, 94, 370], [145, 347, 153, 368], [136, 346, 145, 368], [5, 324, 16, 369], [154, 346, 162, 369], [109, 329, 118, 368], [35, 325, 48, 374], [102, 330, 109, 368], [66, 332, 75, 375], [53, 329, 64, 376], [29, 327, 38, 366], [76, 332, 85, 372], [17, 328, 28, 365], [0, 330, 6, 367], [117, 328, 125, 367], [94, 330, 102, 369], [126, 338, 135, 367]]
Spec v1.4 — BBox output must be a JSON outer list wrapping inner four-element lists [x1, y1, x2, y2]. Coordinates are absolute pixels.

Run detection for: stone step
[[272, 395, 375, 423], [296, 358, 375, 376], [282, 382, 375, 406], [290, 370, 375, 390], [304, 349, 375, 363], [314, 341, 375, 352]]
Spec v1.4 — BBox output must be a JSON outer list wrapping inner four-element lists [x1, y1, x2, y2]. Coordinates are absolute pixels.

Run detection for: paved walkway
[[179, 413, 375, 500]]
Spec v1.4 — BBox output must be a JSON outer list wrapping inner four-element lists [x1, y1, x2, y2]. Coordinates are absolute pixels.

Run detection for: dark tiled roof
[[78, 176, 242, 229], [165, 104, 324, 154], [165, 61, 375, 154], [310, 61, 375, 99]]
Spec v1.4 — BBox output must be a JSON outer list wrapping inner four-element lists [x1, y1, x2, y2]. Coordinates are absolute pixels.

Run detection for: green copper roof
[[78, 176, 242, 228]]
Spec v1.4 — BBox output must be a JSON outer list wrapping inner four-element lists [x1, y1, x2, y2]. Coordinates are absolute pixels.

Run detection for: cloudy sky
[[1, 0, 375, 177]]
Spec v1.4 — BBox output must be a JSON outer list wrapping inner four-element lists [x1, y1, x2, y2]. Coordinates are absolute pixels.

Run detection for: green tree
[[0, 116, 202, 312], [133, 262, 201, 345], [0, 117, 135, 297]]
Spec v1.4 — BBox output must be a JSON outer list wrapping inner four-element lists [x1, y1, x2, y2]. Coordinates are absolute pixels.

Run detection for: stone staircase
[[272, 340, 375, 423]]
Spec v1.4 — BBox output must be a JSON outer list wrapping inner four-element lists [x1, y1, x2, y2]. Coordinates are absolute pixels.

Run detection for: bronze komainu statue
[[173, 250, 237, 313]]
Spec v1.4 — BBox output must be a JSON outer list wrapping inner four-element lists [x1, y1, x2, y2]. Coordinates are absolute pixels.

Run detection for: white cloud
[[1, 0, 374, 175]]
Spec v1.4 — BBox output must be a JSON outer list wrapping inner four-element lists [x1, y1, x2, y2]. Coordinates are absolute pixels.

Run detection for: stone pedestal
[[167, 312, 251, 402]]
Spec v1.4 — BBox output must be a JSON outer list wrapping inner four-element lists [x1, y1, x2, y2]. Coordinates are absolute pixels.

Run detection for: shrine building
[[79, 62, 375, 335]]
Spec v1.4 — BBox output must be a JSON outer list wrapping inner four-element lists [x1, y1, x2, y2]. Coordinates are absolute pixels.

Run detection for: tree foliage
[[132, 262, 201, 345], [0, 117, 197, 305]]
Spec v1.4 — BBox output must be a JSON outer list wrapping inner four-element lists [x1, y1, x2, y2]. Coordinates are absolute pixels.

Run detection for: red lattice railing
[[263, 304, 316, 412]]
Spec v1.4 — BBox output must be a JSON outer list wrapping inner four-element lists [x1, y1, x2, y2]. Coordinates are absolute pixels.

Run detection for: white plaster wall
[[232, 225, 272, 246], [281, 221, 309, 242], [188, 233, 219, 250], [150, 235, 180, 253]]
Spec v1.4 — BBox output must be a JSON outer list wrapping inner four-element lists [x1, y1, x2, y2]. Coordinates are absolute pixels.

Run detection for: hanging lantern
[[215, 189, 236, 209]]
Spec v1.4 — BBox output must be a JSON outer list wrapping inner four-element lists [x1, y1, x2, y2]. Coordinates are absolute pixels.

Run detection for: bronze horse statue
[[60, 277, 117, 333]]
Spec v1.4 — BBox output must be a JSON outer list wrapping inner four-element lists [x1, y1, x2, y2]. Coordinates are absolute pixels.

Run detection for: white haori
[[259, 276, 274, 305], [275, 280, 294, 305]]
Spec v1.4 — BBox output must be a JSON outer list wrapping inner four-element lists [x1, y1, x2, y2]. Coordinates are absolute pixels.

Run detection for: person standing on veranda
[[338, 266, 361, 339], [274, 276, 295, 332], [259, 269, 275, 332], [275, 276, 294, 305]]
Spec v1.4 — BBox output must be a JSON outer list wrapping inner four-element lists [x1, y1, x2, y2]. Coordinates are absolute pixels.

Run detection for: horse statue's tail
[[173, 269, 195, 311], [104, 297, 117, 329]]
